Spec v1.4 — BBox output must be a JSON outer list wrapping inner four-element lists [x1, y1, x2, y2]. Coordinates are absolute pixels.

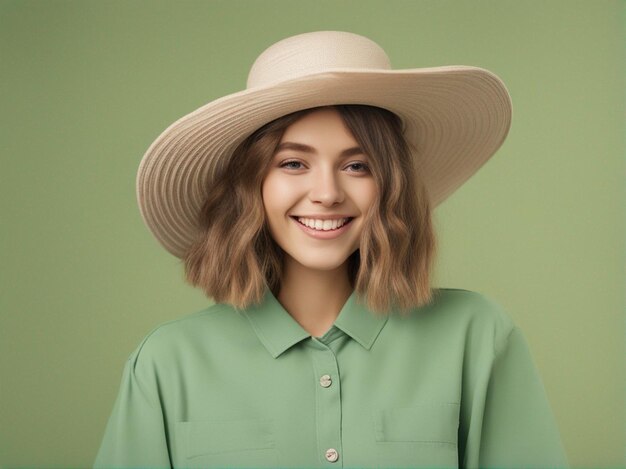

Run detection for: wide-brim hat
[[137, 31, 512, 258]]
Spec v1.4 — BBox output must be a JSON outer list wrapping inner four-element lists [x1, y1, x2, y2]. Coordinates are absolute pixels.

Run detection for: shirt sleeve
[[466, 326, 569, 468], [93, 346, 171, 468]]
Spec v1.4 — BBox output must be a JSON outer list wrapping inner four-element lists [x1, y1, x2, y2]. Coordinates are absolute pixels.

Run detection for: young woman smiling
[[95, 31, 568, 468]]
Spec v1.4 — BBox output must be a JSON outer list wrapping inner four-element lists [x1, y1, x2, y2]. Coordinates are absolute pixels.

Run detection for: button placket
[[310, 339, 343, 466]]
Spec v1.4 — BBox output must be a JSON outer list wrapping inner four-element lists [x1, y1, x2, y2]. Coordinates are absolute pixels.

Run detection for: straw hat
[[137, 30, 512, 258]]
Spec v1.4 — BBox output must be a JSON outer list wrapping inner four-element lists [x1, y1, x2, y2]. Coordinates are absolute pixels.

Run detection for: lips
[[290, 216, 354, 239]]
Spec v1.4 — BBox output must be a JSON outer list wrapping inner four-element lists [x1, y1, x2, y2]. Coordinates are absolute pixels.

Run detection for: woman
[[94, 31, 568, 468]]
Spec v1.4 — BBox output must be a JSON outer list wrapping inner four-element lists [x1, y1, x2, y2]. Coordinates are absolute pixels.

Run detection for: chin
[[289, 253, 353, 272]]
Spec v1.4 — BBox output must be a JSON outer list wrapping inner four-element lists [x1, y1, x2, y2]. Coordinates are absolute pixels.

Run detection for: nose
[[308, 168, 344, 207]]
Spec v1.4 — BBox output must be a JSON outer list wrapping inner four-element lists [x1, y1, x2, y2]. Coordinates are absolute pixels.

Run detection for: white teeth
[[296, 217, 351, 231]]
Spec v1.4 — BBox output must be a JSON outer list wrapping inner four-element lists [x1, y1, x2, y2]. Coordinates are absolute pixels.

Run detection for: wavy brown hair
[[184, 105, 437, 315]]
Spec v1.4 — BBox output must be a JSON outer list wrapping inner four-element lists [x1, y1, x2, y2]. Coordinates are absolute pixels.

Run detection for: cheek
[[262, 174, 300, 212], [262, 176, 288, 222], [357, 180, 379, 212]]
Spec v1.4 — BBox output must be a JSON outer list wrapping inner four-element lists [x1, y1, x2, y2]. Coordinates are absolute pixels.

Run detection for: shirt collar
[[241, 286, 389, 358]]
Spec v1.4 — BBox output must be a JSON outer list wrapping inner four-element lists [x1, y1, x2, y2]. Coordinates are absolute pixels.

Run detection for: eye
[[279, 160, 304, 170], [346, 162, 370, 173]]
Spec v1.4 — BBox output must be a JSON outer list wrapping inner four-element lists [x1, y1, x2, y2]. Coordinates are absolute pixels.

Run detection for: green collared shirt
[[94, 288, 568, 468]]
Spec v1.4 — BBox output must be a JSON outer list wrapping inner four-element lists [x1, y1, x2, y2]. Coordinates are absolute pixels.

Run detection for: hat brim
[[137, 66, 512, 258]]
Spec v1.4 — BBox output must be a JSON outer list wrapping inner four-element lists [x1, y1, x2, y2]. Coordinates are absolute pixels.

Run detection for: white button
[[325, 448, 339, 462], [320, 374, 332, 387]]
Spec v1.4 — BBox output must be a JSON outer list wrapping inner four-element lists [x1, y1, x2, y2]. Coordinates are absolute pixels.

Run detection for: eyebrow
[[275, 141, 364, 158]]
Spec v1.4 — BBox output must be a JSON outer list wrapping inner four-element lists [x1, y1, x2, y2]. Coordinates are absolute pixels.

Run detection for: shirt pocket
[[176, 417, 278, 468], [372, 403, 459, 468]]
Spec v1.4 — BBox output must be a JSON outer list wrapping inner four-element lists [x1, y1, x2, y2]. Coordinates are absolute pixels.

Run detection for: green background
[[1, 0, 623, 467]]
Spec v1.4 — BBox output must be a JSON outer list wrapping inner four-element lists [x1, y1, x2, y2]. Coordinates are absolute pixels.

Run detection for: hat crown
[[247, 31, 392, 89]]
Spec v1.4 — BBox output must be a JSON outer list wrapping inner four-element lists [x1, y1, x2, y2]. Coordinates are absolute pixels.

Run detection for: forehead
[[279, 108, 358, 146]]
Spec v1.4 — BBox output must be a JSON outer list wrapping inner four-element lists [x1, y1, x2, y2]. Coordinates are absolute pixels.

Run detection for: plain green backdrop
[[0, 0, 624, 467]]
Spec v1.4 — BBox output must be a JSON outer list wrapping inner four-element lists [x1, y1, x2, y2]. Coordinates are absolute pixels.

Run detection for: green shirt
[[94, 288, 568, 468]]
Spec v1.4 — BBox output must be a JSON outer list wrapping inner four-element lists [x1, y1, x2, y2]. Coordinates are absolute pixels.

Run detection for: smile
[[290, 216, 354, 239], [296, 217, 352, 231]]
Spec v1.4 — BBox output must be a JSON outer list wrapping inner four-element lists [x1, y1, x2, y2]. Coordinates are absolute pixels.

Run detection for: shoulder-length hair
[[184, 104, 437, 315]]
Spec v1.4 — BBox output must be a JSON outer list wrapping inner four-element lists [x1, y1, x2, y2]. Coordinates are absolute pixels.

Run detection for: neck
[[277, 258, 353, 338]]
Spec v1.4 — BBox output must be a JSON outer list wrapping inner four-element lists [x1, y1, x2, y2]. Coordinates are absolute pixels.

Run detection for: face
[[261, 108, 378, 274]]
